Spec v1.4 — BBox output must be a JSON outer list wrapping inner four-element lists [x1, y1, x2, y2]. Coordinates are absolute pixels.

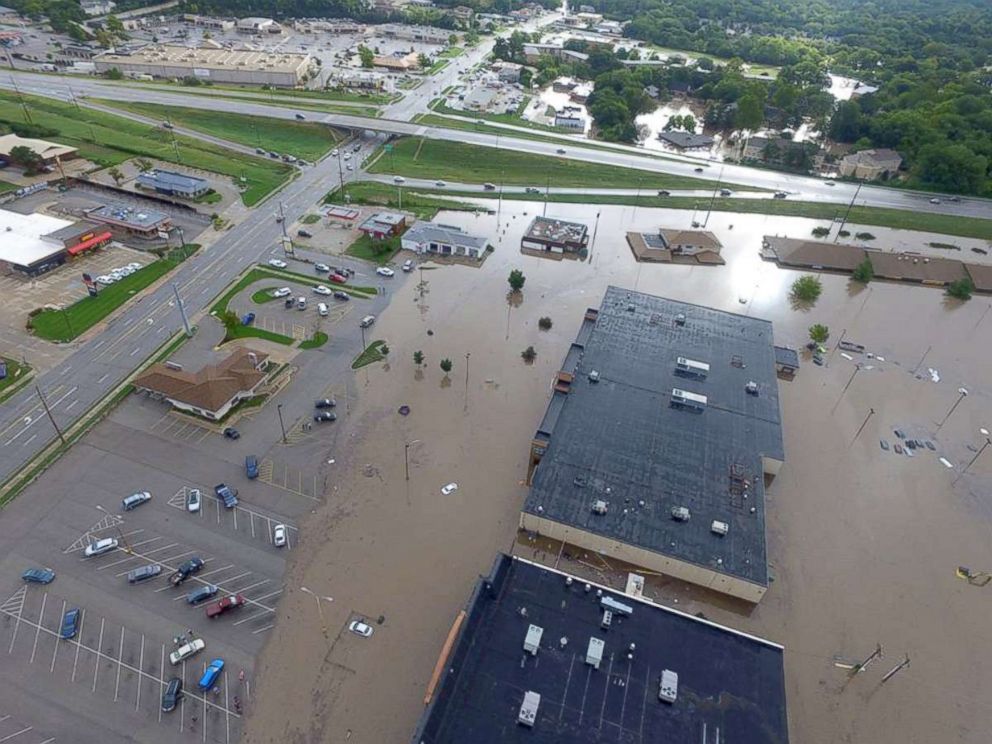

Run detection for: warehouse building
[[521, 287, 785, 603], [93, 45, 315, 87], [0, 209, 111, 276], [401, 222, 487, 258], [413, 553, 789, 743], [136, 169, 211, 199], [85, 203, 171, 240], [521, 216, 588, 254]]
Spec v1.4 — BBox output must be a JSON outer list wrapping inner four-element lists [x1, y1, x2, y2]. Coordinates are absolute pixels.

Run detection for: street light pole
[[404, 439, 421, 481], [36, 383, 66, 445], [300, 586, 332, 636], [937, 388, 969, 432], [955, 432, 991, 484], [276, 404, 288, 444], [831, 363, 863, 414]]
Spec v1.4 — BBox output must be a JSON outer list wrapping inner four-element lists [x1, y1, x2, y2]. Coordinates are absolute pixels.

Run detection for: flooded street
[[243, 199, 992, 744]]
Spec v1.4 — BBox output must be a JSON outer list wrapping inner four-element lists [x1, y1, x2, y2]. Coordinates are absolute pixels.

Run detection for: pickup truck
[[214, 483, 239, 509], [206, 594, 247, 618], [168, 557, 204, 587]]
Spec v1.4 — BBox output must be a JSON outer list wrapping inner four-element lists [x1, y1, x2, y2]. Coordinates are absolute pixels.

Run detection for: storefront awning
[[67, 231, 112, 256]]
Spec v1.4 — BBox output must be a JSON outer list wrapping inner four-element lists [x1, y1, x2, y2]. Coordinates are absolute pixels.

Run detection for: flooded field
[[243, 200, 992, 744]]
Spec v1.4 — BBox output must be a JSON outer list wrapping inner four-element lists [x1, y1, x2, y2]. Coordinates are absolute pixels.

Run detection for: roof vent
[[591, 500, 608, 515], [523, 624, 543, 655], [711, 520, 729, 536], [671, 506, 691, 522], [518, 691, 540, 727], [745, 380, 759, 395], [588, 369, 600, 383], [674, 313, 686, 326]]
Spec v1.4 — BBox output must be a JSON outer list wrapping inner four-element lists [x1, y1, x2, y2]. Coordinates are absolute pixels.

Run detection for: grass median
[[326, 181, 479, 219], [0, 91, 293, 206], [352, 340, 387, 369], [368, 137, 726, 190], [94, 100, 343, 162], [0, 357, 31, 404]]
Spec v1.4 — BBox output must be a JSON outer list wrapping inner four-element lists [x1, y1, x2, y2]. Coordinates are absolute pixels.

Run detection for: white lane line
[[158, 643, 165, 723], [97, 373, 109, 383], [30, 593, 46, 664], [129, 347, 141, 357], [135, 633, 144, 711], [114, 625, 124, 702], [214, 571, 251, 587], [0, 727, 33, 742], [65, 399, 79, 412], [60, 365, 72, 375], [232, 608, 271, 627], [70, 610, 86, 682], [251, 625, 274, 635], [229, 579, 268, 596], [251, 589, 283, 603], [92, 617, 105, 692], [21, 433, 37, 447], [197, 564, 235, 580], [49, 600, 66, 673]]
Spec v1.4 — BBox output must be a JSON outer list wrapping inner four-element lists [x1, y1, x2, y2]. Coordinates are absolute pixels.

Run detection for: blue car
[[22, 567, 56, 584], [241, 312, 255, 326], [186, 584, 219, 605], [60, 608, 81, 639], [245, 455, 259, 479], [198, 658, 224, 691]]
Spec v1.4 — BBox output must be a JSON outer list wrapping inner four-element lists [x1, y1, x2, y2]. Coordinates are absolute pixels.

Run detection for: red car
[[206, 594, 247, 618], [329, 273, 348, 284]]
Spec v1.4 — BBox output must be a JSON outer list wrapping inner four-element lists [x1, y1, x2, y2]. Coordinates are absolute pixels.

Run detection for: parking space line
[[0, 728, 32, 743], [197, 564, 235, 580], [4, 586, 26, 654], [215, 571, 251, 587], [231, 608, 270, 627], [92, 618, 105, 692], [135, 634, 144, 711], [230, 579, 268, 596], [252, 624, 274, 635], [114, 626, 124, 701], [49, 599, 65, 673], [252, 589, 283, 603], [158, 643, 165, 723], [29, 593, 46, 664], [70, 611, 85, 682]]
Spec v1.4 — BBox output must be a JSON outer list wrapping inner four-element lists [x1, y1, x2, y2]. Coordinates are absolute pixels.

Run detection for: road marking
[[49, 599, 66, 673], [251, 624, 274, 635], [29, 593, 46, 664], [64, 399, 79, 412], [60, 365, 72, 375], [158, 643, 166, 723], [0, 727, 33, 742], [97, 373, 109, 383], [135, 633, 144, 711], [252, 589, 283, 603], [232, 608, 271, 627], [3, 586, 26, 654], [114, 625, 124, 701], [92, 617, 105, 692], [64, 513, 125, 553], [197, 564, 235, 580], [70, 610, 86, 682]]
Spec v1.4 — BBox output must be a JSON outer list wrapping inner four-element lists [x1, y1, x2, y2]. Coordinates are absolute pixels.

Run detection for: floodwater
[[524, 85, 592, 133], [243, 200, 992, 744]]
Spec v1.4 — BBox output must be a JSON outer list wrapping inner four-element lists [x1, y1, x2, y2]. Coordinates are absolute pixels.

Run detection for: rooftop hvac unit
[[671, 506, 691, 522], [591, 500, 608, 515], [523, 624, 543, 655], [601, 609, 613, 629], [600, 595, 633, 616], [676, 356, 710, 378], [711, 520, 729, 536], [585, 637, 605, 669], [674, 312, 686, 326], [671, 388, 707, 410], [658, 669, 679, 703], [518, 691, 541, 727], [588, 369, 600, 383], [745, 380, 759, 396]]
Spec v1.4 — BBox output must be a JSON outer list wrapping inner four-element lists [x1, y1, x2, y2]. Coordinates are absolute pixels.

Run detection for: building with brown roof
[[838, 148, 902, 181], [627, 228, 724, 264], [868, 252, 967, 286], [761, 236, 867, 272], [133, 348, 270, 420]]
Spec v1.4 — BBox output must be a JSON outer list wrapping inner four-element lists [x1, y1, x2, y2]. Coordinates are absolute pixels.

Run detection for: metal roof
[[87, 203, 170, 229], [136, 169, 209, 192], [412, 554, 789, 744], [403, 222, 488, 250], [523, 287, 784, 587]]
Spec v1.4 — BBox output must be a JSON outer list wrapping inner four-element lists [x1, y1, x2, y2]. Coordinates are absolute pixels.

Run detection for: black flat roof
[[523, 287, 784, 586], [413, 554, 789, 744]]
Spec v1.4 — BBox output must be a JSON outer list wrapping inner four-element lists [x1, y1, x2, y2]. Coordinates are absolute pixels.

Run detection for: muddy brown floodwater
[[243, 200, 992, 744]]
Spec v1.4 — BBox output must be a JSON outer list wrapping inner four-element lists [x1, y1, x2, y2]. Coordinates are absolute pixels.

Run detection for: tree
[[413, 350, 424, 367], [808, 324, 830, 345], [418, 53, 431, 69], [735, 93, 764, 131], [219, 310, 239, 334], [521, 346, 537, 362], [105, 14, 125, 37], [106, 67, 123, 80], [8, 145, 43, 175], [946, 277, 975, 301], [358, 45, 375, 69], [914, 142, 987, 194], [790, 275, 822, 303], [448, 33, 458, 45], [107, 167, 124, 186], [380, 343, 390, 356], [508, 268, 526, 292], [134, 158, 153, 172], [829, 100, 863, 142], [538, 316, 552, 330], [440, 358, 453, 375], [852, 259, 874, 283]]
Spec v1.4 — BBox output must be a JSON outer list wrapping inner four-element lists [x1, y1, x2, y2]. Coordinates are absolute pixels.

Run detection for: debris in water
[[928, 368, 940, 382], [880, 440, 889, 451], [894, 444, 904, 454], [939, 458, 953, 468], [398, 405, 411, 416], [841, 352, 853, 361], [925, 441, 936, 451]]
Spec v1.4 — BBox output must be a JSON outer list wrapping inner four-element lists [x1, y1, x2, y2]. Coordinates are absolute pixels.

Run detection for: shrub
[[855, 232, 876, 241], [811, 226, 830, 238], [790, 275, 823, 303], [538, 316, 552, 330], [852, 258, 874, 283], [946, 277, 974, 301]]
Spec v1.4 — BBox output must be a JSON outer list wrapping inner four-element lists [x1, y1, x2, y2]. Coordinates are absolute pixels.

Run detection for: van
[[359, 314, 376, 328], [245, 455, 259, 479], [127, 564, 161, 583], [297, 296, 307, 310], [122, 491, 151, 511]]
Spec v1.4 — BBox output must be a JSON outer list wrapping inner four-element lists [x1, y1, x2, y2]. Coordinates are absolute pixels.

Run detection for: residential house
[[838, 148, 903, 180], [657, 131, 715, 150], [401, 222, 488, 258]]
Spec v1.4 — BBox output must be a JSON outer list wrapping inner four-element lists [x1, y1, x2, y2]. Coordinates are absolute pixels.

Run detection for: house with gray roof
[[401, 222, 488, 259]]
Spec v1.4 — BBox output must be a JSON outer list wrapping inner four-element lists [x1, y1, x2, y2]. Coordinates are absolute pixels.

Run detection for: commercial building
[[495, 61, 522, 82], [358, 211, 407, 239], [657, 131, 715, 150], [80, 0, 115, 16], [0, 133, 78, 166], [93, 45, 315, 88], [133, 348, 270, 420], [378, 23, 450, 44], [554, 110, 585, 130], [401, 222, 488, 258], [521, 288, 785, 603], [627, 228, 724, 264], [373, 52, 419, 71], [181, 15, 236, 31], [86, 203, 171, 240], [236, 17, 280, 33], [0, 210, 111, 276], [838, 148, 902, 180], [136, 169, 211, 199], [521, 216, 588, 254], [413, 553, 789, 743]]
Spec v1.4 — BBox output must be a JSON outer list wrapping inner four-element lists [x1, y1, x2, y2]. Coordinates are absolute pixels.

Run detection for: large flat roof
[[413, 554, 789, 743], [523, 287, 784, 587], [0, 209, 73, 267], [95, 44, 310, 73], [86, 203, 170, 229]]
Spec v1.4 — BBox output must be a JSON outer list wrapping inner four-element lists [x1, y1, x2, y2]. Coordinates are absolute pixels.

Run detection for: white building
[[401, 222, 488, 259], [236, 17, 279, 33]]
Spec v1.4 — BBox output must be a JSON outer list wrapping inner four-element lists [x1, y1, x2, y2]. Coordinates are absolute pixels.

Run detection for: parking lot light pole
[[300, 586, 332, 636], [955, 429, 992, 484], [405, 439, 421, 481], [277, 404, 288, 444], [95, 504, 131, 554], [937, 387, 969, 432]]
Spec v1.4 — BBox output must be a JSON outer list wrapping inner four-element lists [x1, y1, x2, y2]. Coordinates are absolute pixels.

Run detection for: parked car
[[331, 149, 339, 157], [284, 297, 295, 308], [333, 291, 350, 301], [315, 398, 336, 408], [329, 273, 348, 284], [296, 296, 307, 310], [313, 284, 332, 295], [199, 659, 225, 691], [84, 537, 118, 557], [273, 524, 287, 547], [402, 259, 414, 272], [348, 620, 374, 638], [359, 315, 376, 328], [206, 594, 246, 618], [214, 483, 239, 509], [187, 488, 201, 513], [241, 312, 256, 326], [162, 677, 183, 712], [314, 263, 330, 273], [272, 287, 292, 298], [186, 584, 219, 605], [121, 491, 151, 511], [127, 564, 162, 583], [223, 427, 240, 440], [376, 266, 395, 277], [60, 608, 82, 639], [267, 258, 288, 269], [314, 411, 337, 423], [297, 229, 313, 238], [169, 638, 205, 665], [169, 557, 204, 587], [245, 455, 259, 479], [317, 302, 329, 317], [21, 567, 55, 584]]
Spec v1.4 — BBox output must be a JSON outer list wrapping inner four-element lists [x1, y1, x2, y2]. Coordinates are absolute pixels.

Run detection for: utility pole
[[276, 404, 288, 444], [404, 439, 421, 481], [936, 387, 969, 432], [589, 210, 601, 260], [172, 282, 192, 337], [36, 384, 66, 445], [835, 180, 863, 242], [278, 201, 288, 239], [543, 173, 550, 217], [880, 655, 910, 684], [850, 643, 883, 676], [60, 307, 73, 340], [912, 344, 932, 375], [11, 74, 32, 123], [849, 407, 875, 447], [831, 363, 862, 414], [955, 435, 991, 484]]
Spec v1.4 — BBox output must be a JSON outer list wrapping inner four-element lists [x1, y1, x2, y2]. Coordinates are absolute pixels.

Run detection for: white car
[[313, 284, 332, 296], [348, 620, 374, 638], [168, 638, 205, 665], [393, 176, 405, 184], [268, 258, 288, 269], [347, 164, 354, 171], [331, 149, 339, 156], [273, 524, 287, 547], [187, 488, 201, 513], [375, 266, 395, 277], [272, 287, 292, 298], [126, 262, 142, 270], [441, 482, 458, 496], [317, 302, 328, 317], [96, 275, 115, 285], [84, 537, 119, 557]]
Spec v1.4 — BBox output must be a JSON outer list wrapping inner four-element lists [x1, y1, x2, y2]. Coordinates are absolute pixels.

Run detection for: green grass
[[193, 190, 223, 205], [369, 136, 722, 190], [0, 91, 293, 206], [251, 287, 283, 304], [352, 340, 387, 369], [299, 331, 329, 350], [346, 233, 403, 265], [301, 213, 321, 224], [0, 179, 16, 193], [427, 59, 450, 75], [119, 87, 380, 116], [211, 266, 375, 319], [94, 101, 342, 162], [430, 99, 564, 133], [439, 46, 464, 58], [327, 181, 478, 219], [222, 323, 295, 346], [125, 80, 397, 106], [30, 249, 198, 342], [0, 357, 31, 404]]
